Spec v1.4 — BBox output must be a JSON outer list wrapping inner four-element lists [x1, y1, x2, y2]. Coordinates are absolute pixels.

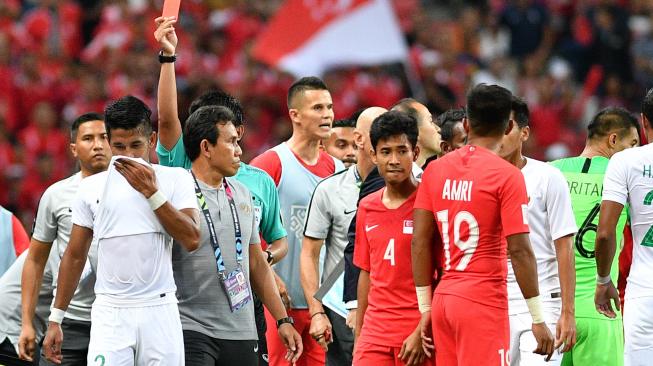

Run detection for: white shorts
[[509, 312, 560, 366], [624, 296, 653, 366], [87, 301, 184, 366]]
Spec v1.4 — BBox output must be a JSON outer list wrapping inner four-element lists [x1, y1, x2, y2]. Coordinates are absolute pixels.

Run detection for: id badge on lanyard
[[193, 173, 252, 312], [220, 265, 252, 312]]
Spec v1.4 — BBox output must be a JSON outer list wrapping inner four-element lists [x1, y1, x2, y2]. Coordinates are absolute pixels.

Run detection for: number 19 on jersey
[[436, 210, 480, 271]]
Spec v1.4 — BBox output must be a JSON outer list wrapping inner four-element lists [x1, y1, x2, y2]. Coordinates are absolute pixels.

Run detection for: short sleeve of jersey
[[72, 183, 94, 229], [250, 150, 282, 186], [353, 204, 371, 272], [500, 169, 530, 237], [156, 135, 192, 170], [414, 165, 435, 212], [257, 175, 287, 243], [169, 170, 198, 211], [249, 195, 261, 246], [546, 168, 578, 240], [304, 184, 332, 240], [602, 153, 629, 206], [31, 187, 58, 243]]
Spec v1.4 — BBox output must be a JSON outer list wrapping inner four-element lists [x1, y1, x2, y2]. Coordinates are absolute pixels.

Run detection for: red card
[[162, 0, 181, 19]]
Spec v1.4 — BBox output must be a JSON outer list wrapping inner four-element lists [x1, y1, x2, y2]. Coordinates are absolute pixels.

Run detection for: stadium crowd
[[2, 0, 653, 226]]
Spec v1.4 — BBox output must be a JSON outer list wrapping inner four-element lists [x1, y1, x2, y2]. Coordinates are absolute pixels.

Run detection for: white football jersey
[[603, 144, 653, 299], [507, 158, 577, 315]]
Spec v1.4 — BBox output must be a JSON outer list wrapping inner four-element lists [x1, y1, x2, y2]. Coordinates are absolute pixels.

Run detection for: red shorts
[[432, 294, 510, 366], [265, 308, 325, 366], [354, 341, 435, 366]]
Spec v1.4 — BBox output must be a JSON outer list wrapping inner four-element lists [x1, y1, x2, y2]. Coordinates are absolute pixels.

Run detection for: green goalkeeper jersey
[[551, 156, 628, 319]]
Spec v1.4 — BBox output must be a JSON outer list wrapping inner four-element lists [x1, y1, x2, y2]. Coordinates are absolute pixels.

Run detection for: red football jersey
[[354, 188, 421, 347], [414, 145, 529, 309]]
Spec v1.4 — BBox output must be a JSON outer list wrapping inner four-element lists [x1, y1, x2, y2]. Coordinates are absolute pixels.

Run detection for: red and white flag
[[252, 0, 407, 77]]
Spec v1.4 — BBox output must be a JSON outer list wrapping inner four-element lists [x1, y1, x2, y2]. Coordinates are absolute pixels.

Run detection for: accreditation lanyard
[[353, 166, 362, 188], [191, 172, 243, 277]]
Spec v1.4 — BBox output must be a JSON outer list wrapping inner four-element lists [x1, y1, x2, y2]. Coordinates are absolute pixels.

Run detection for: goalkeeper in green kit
[[551, 107, 640, 366]]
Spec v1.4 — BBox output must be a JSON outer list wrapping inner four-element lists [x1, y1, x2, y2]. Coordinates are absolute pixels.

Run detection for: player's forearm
[[156, 60, 181, 150], [299, 241, 324, 314], [154, 205, 200, 251], [53, 251, 87, 311], [355, 271, 370, 341], [508, 236, 540, 299], [595, 229, 617, 278], [21, 242, 51, 324], [554, 235, 576, 314], [412, 237, 434, 286], [251, 247, 288, 320], [267, 237, 288, 264], [412, 209, 437, 286], [595, 201, 624, 278]]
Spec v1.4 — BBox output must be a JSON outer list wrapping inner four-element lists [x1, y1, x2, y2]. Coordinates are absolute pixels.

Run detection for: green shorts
[[561, 317, 623, 366]]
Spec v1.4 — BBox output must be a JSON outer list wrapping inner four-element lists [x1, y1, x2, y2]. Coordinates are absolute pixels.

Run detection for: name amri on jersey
[[442, 179, 473, 202]]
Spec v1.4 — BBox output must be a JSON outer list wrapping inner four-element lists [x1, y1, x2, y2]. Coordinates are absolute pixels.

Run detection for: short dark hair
[[466, 84, 512, 136], [391, 98, 422, 125], [287, 76, 328, 108], [370, 111, 419, 150], [349, 108, 365, 127], [437, 108, 465, 143], [183, 106, 236, 162], [436, 108, 465, 127], [510, 96, 530, 128], [643, 88, 653, 124], [332, 119, 356, 129], [71, 112, 104, 140], [188, 90, 244, 126], [104, 96, 152, 139], [587, 107, 640, 140]]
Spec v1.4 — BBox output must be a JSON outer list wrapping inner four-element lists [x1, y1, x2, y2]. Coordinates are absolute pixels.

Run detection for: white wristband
[[416, 286, 432, 313], [48, 308, 65, 324], [147, 190, 167, 211], [597, 275, 612, 285], [525, 295, 545, 324], [345, 300, 358, 310]]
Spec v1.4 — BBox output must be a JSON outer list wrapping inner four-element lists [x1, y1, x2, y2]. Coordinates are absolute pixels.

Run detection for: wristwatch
[[265, 249, 274, 264], [158, 50, 177, 63], [276, 316, 294, 328]]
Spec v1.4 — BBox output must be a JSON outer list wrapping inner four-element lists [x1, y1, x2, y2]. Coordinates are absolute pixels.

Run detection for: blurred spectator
[[479, 12, 510, 63], [529, 75, 566, 149], [516, 54, 542, 105], [600, 74, 627, 108], [18, 102, 69, 172], [0, 118, 16, 173], [632, 10, 653, 88], [589, 3, 632, 82], [18, 153, 63, 226], [472, 56, 516, 92], [500, 0, 552, 58], [20, 0, 83, 59]]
